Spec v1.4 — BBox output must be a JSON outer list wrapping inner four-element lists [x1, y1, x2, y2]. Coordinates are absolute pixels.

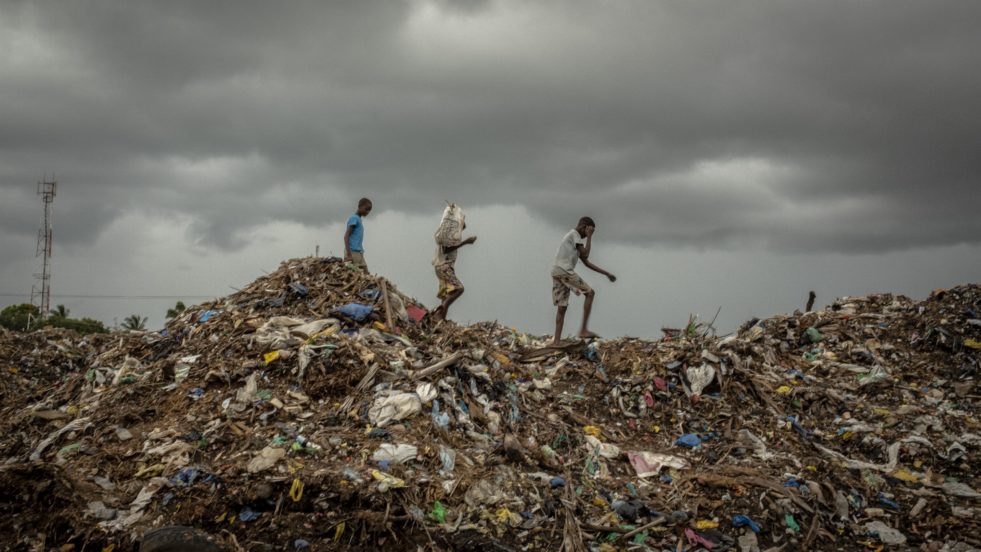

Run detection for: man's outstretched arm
[[581, 257, 617, 282]]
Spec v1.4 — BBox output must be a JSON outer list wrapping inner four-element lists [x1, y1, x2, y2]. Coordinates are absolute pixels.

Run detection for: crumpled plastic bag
[[99, 477, 169, 531], [247, 446, 286, 473], [685, 363, 715, 396], [415, 383, 438, 403], [627, 451, 690, 478], [336, 303, 373, 322], [368, 392, 422, 427], [372, 443, 418, 464], [865, 520, 906, 545], [254, 317, 305, 349], [585, 435, 621, 459], [464, 478, 504, 507], [290, 319, 338, 338]]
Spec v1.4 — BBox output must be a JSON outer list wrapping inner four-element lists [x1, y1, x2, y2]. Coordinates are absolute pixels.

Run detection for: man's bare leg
[[551, 305, 568, 346], [578, 290, 599, 339], [434, 289, 464, 321]]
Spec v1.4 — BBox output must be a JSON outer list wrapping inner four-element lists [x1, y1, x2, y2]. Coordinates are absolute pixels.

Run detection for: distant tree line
[[0, 300, 187, 334], [0, 304, 108, 334]]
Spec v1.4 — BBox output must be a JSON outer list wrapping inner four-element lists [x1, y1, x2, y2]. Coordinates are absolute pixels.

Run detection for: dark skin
[[550, 223, 616, 346], [432, 223, 476, 322], [343, 202, 372, 261]]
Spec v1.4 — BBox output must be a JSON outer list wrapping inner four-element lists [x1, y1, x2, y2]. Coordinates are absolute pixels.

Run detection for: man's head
[[357, 198, 373, 217], [576, 216, 596, 236]]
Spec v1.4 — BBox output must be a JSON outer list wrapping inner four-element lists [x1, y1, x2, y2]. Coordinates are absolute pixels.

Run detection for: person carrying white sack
[[431, 203, 477, 321]]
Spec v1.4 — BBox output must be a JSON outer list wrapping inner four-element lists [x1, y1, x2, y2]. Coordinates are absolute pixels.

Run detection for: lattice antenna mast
[[31, 177, 57, 317]]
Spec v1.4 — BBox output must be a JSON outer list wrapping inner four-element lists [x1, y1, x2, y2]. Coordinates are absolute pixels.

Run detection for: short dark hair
[[578, 216, 595, 228], [358, 198, 372, 208]]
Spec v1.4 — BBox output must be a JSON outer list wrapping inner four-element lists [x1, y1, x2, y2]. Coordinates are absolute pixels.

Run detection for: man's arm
[[578, 231, 593, 260], [442, 236, 477, 254], [343, 225, 354, 258], [579, 253, 617, 282]]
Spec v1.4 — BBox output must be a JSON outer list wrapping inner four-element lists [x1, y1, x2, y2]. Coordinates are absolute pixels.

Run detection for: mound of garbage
[[0, 257, 977, 551]]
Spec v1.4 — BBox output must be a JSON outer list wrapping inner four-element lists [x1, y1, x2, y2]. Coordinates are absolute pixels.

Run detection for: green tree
[[121, 314, 148, 331], [51, 317, 108, 335], [50, 304, 69, 318], [0, 304, 40, 331], [165, 301, 187, 319]]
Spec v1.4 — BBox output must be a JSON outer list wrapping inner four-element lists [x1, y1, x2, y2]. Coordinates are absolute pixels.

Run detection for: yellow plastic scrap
[[214, 512, 227, 523], [890, 469, 921, 483], [873, 408, 891, 417], [372, 321, 387, 332], [492, 352, 511, 366], [102, 546, 115, 552], [333, 521, 345, 543], [263, 350, 280, 365], [695, 520, 719, 529], [495, 507, 521, 526], [584, 425, 603, 438], [592, 497, 609, 508], [776, 385, 793, 394], [290, 478, 304, 502], [307, 326, 338, 343], [964, 338, 981, 349], [371, 470, 406, 489], [134, 463, 165, 478]]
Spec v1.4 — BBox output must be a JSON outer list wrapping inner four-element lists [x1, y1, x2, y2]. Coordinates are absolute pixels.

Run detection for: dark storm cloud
[[1, 0, 980, 254]]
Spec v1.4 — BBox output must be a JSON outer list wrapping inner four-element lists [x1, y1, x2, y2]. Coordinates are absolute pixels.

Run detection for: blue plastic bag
[[675, 433, 702, 447], [336, 303, 373, 322], [732, 514, 761, 533]]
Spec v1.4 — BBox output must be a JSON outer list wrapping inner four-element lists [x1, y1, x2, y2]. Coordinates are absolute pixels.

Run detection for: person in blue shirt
[[343, 198, 372, 272]]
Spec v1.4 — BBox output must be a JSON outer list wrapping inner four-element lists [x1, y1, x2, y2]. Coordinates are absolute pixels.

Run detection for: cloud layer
[[2, 0, 980, 257]]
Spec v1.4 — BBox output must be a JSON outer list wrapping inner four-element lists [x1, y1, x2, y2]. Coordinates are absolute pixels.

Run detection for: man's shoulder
[[347, 214, 361, 225]]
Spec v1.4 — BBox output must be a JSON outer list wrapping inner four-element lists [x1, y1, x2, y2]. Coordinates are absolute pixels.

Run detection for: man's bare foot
[[548, 338, 563, 348], [578, 330, 600, 340], [431, 305, 446, 321]]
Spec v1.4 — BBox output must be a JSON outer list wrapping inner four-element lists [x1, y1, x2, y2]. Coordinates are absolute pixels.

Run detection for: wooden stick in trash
[[621, 516, 667, 539], [411, 351, 464, 380], [379, 278, 395, 332]]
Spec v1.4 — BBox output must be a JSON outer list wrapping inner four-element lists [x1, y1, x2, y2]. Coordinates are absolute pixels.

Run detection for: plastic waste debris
[[368, 392, 422, 427], [627, 451, 690, 478], [732, 514, 761, 533], [372, 443, 418, 465], [864, 520, 906, 545], [371, 470, 406, 491], [685, 363, 716, 397], [675, 433, 702, 447], [247, 447, 286, 473], [335, 303, 373, 322]]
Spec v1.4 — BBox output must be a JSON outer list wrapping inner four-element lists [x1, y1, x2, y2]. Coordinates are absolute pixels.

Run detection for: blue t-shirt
[[346, 214, 364, 252]]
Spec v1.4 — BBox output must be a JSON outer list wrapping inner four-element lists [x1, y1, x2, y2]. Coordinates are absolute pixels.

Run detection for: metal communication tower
[[30, 178, 57, 317]]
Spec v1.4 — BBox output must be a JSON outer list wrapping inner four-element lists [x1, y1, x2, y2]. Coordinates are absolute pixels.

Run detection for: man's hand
[[584, 226, 595, 238], [465, 236, 477, 245], [607, 273, 617, 283]]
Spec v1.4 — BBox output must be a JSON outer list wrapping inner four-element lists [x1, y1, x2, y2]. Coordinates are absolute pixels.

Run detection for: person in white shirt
[[550, 216, 616, 346]]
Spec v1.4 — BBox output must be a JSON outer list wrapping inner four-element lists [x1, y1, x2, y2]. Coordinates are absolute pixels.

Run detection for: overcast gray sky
[[1, 1, 979, 336]]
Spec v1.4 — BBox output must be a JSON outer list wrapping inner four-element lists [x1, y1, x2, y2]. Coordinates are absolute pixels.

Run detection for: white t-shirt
[[552, 229, 585, 276]]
